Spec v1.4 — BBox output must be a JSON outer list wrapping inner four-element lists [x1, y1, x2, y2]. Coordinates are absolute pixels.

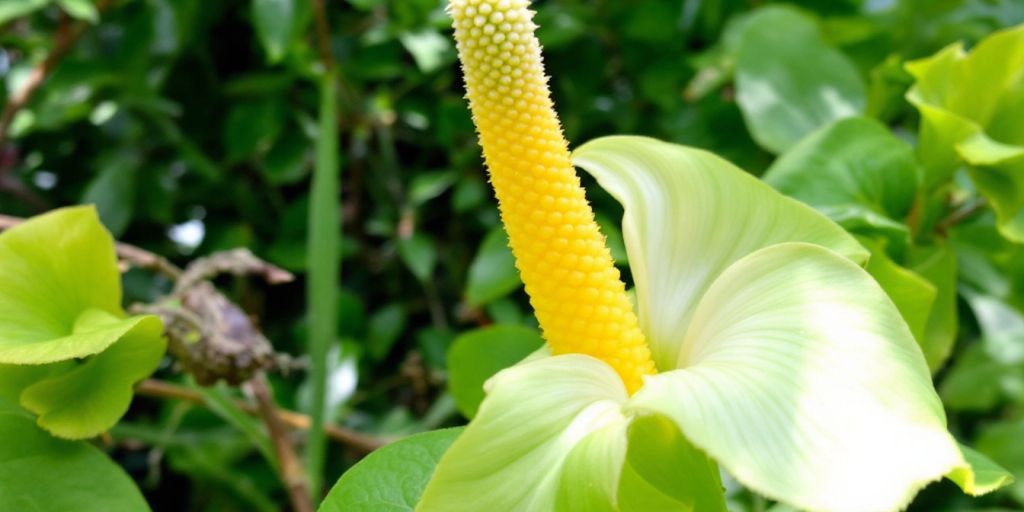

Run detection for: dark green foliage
[[1, 0, 1023, 510]]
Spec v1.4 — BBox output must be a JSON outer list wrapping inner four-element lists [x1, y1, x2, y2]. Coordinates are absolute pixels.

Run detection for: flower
[[418, 1, 1008, 510]]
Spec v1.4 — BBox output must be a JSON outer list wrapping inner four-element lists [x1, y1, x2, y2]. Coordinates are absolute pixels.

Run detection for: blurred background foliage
[[2, 0, 1024, 510]]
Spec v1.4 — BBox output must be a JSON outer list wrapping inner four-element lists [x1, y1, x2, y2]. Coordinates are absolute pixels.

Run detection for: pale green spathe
[[419, 355, 629, 511], [417, 137, 1008, 511], [628, 243, 960, 512], [572, 135, 866, 371]]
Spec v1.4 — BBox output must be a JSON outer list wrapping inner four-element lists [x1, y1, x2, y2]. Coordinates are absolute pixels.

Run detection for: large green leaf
[[419, 355, 629, 511], [0, 404, 149, 511], [573, 136, 866, 370], [319, 428, 463, 512], [906, 25, 1024, 240], [764, 116, 918, 248], [19, 310, 165, 439], [734, 6, 866, 153], [629, 243, 964, 512], [446, 324, 543, 419], [0, 206, 127, 364]]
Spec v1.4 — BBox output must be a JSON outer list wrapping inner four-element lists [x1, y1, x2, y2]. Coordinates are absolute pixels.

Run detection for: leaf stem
[[134, 379, 388, 453]]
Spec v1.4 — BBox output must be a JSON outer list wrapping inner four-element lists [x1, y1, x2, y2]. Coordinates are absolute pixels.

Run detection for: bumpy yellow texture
[[449, 0, 655, 393]]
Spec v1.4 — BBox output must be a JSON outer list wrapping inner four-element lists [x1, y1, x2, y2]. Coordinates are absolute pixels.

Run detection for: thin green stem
[[306, 69, 340, 499]]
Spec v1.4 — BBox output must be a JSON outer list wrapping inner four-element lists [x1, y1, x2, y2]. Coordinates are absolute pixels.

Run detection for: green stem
[[306, 70, 340, 499]]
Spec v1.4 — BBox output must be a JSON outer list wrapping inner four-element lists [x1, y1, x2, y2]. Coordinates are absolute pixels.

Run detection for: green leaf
[[0, 406, 149, 511], [908, 243, 959, 372], [940, 343, 1024, 412], [0, 0, 49, 25], [409, 171, 458, 206], [464, 228, 522, 307], [82, 158, 138, 237], [367, 304, 406, 361], [618, 414, 725, 512], [628, 243, 962, 512], [906, 25, 1024, 240], [734, 6, 866, 153], [573, 136, 867, 370], [399, 29, 454, 74], [307, 71, 341, 496], [947, 443, 1015, 496], [419, 355, 629, 511], [56, 0, 97, 22], [319, 428, 462, 512], [859, 237, 939, 367], [224, 99, 286, 162], [975, 419, 1024, 503], [398, 233, 437, 282], [0, 206, 128, 364], [764, 116, 918, 247], [252, 0, 295, 63], [446, 324, 543, 419], [19, 310, 164, 439]]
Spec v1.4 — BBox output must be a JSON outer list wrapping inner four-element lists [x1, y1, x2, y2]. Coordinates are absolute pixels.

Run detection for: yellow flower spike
[[449, 0, 655, 392]]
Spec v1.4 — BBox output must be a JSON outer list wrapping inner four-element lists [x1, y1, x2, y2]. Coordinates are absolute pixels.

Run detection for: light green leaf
[[0, 0, 50, 25], [573, 136, 867, 370], [629, 243, 962, 512], [906, 25, 1024, 240], [764, 116, 918, 248], [618, 414, 725, 512], [859, 237, 938, 365], [419, 355, 628, 511], [0, 206, 126, 364], [0, 405, 149, 511], [320, 428, 462, 512], [446, 324, 543, 419], [947, 443, 1015, 496], [908, 243, 959, 371], [734, 6, 865, 153], [465, 228, 522, 307], [252, 0, 295, 63], [20, 310, 165, 439], [56, 0, 97, 22]]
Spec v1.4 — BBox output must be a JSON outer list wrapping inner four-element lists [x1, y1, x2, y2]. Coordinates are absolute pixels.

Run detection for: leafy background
[[1, 0, 1023, 510]]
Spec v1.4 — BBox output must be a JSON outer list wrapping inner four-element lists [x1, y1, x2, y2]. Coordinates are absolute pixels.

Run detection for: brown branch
[[248, 373, 313, 512], [936, 197, 987, 235], [135, 378, 390, 454], [0, 0, 114, 146], [312, 0, 335, 72], [0, 214, 183, 279]]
